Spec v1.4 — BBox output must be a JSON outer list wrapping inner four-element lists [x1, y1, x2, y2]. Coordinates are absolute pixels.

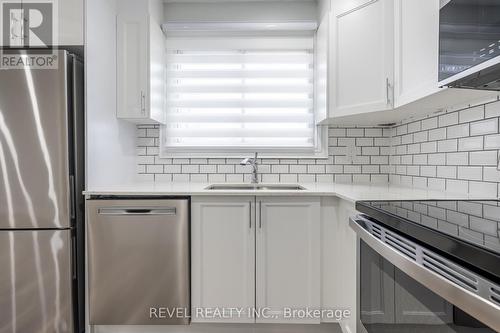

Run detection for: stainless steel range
[[351, 200, 500, 332]]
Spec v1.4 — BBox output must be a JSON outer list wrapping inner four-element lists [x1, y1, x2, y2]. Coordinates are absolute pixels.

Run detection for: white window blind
[[163, 35, 316, 155]]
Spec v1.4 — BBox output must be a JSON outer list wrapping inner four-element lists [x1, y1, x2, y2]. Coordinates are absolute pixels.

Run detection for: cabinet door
[[332, 0, 394, 118], [116, 13, 149, 120], [394, 0, 440, 107], [148, 16, 166, 124], [256, 197, 321, 323], [191, 197, 255, 323]]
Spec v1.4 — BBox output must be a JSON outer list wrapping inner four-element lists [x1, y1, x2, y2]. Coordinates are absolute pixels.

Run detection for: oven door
[[350, 216, 500, 333]]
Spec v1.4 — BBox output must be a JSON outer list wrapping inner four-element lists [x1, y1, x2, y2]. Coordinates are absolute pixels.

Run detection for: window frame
[[159, 31, 328, 159]]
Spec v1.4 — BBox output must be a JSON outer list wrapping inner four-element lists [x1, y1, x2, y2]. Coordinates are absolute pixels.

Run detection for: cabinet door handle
[[249, 201, 252, 229], [258, 201, 262, 229], [386, 78, 391, 106], [98, 207, 176, 216], [140, 91, 146, 114]]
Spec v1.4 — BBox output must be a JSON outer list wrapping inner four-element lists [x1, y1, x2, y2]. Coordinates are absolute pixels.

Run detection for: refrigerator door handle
[[69, 175, 76, 219]]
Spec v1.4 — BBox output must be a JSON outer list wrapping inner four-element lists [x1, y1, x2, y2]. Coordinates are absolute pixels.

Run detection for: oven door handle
[[349, 216, 500, 332]]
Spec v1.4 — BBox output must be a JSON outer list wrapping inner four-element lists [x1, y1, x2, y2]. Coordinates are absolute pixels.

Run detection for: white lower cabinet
[[191, 196, 321, 324], [256, 197, 321, 323], [191, 197, 255, 323]]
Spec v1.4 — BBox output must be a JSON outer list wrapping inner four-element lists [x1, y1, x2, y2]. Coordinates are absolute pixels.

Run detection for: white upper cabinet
[[314, 2, 330, 124], [116, 0, 166, 124], [393, 0, 440, 108], [332, 0, 394, 118], [256, 197, 321, 323], [322, 0, 496, 125]]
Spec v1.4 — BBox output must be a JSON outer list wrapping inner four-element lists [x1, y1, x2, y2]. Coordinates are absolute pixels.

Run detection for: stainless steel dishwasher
[[86, 198, 190, 325]]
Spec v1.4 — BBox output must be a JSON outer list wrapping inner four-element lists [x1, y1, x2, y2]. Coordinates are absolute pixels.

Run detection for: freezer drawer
[[0, 230, 74, 333], [87, 199, 190, 325]]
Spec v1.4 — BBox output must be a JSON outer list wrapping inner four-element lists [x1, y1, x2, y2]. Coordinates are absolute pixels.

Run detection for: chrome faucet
[[240, 152, 259, 184]]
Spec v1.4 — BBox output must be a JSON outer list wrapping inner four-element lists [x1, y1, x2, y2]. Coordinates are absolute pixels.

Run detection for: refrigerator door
[[0, 229, 74, 333], [0, 50, 71, 229]]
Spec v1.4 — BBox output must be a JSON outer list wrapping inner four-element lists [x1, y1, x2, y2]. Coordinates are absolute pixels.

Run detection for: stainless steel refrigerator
[[0, 50, 85, 333]]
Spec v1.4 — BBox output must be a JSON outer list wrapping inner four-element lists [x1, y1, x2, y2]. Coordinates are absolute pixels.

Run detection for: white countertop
[[83, 182, 492, 202]]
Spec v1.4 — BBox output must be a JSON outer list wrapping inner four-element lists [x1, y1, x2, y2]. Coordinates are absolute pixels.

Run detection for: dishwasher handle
[[98, 207, 177, 216]]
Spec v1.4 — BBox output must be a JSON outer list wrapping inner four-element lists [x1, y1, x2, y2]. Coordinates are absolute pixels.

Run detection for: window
[[161, 35, 325, 158]]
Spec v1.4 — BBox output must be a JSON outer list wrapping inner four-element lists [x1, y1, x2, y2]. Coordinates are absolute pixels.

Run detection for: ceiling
[[163, 0, 316, 3]]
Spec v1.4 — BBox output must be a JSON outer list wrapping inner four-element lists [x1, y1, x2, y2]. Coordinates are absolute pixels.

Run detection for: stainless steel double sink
[[205, 184, 306, 191]]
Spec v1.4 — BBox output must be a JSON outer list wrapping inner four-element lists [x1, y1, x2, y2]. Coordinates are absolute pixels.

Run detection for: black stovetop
[[356, 200, 500, 283]]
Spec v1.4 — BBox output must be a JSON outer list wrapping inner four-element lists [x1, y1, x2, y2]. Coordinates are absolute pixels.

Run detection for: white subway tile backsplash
[[446, 179, 469, 193], [428, 178, 446, 191], [173, 174, 190, 182], [484, 167, 500, 182], [458, 137, 483, 151], [408, 121, 422, 133], [365, 128, 383, 137], [484, 134, 500, 149], [446, 152, 468, 166], [413, 154, 428, 165], [344, 165, 361, 174], [272, 165, 289, 174], [137, 100, 500, 196], [438, 139, 458, 152], [437, 166, 457, 179], [421, 142, 437, 153], [200, 165, 217, 174], [281, 174, 299, 183], [408, 144, 421, 154], [218, 165, 235, 173], [353, 174, 370, 183], [414, 131, 428, 143], [457, 166, 482, 181], [356, 137, 374, 146], [421, 166, 437, 177], [146, 164, 163, 173], [470, 118, 498, 136], [470, 151, 498, 166], [191, 174, 208, 183], [428, 153, 446, 165], [459, 105, 484, 123], [164, 165, 182, 173], [347, 128, 364, 137], [402, 134, 413, 144], [439, 113, 459, 127], [429, 128, 447, 141], [447, 124, 470, 139], [397, 125, 408, 136], [422, 117, 438, 130], [469, 182, 497, 198], [299, 174, 316, 182], [485, 101, 500, 118], [182, 165, 199, 173]]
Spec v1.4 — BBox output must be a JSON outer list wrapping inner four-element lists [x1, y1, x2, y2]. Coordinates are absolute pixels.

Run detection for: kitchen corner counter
[[83, 182, 491, 203]]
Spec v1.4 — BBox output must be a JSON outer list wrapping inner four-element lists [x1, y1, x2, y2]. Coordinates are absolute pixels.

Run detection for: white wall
[[85, 0, 137, 187], [58, 0, 84, 45], [164, 1, 318, 23]]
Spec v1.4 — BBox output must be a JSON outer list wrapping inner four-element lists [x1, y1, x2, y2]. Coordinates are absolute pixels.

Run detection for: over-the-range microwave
[[439, 0, 500, 90]]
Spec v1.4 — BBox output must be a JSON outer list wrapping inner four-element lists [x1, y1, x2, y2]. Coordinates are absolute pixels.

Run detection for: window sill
[[158, 150, 329, 160]]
